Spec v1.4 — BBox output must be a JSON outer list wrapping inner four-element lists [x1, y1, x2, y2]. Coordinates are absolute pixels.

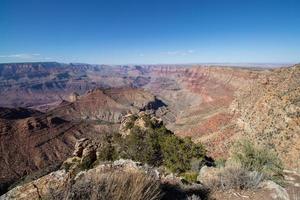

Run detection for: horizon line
[[0, 61, 297, 66]]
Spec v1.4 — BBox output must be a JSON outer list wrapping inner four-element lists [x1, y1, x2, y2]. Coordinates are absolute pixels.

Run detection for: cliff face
[[50, 88, 160, 123], [230, 65, 300, 169], [144, 66, 260, 136], [143, 65, 300, 171], [0, 108, 80, 193], [135, 66, 262, 160]]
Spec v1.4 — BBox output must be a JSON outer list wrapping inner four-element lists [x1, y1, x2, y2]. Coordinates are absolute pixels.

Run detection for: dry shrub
[[67, 170, 162, 200], [218, 165, 264, 190], [205, 164, 264, 191]]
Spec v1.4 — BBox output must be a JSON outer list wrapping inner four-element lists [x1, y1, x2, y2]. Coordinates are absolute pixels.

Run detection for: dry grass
[[65, 170, 162, 200], [46, 166, 211, 200]]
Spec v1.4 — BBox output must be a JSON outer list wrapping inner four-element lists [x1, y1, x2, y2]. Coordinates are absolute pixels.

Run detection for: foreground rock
[[0, 170, 67, 200], [1, 138, 208, 200], [0, 159, 187, 200], [3, 137, 300, 200]]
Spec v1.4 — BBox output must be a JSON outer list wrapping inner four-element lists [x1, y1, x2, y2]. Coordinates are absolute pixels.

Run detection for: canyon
[[0, 62, 299, 195]]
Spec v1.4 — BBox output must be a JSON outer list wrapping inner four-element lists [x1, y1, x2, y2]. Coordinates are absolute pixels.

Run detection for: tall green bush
[[121, 123, 206, 173], [160, 136, 205, 173], [122, 126, 163, 166]]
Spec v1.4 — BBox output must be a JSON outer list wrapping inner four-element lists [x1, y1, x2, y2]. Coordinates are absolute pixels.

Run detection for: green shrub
[[62, 157, 81, 172], [121, 127, 163, 166], [97, 142, 119, 162], [231, 139, 283, 182], [95, 114, 206, 174], [120, 122, 206, 173], [180, 171, 199, 183], [160, 136, 206, 173], [62, 161, 73, 172], [80, 156, 95, 171]]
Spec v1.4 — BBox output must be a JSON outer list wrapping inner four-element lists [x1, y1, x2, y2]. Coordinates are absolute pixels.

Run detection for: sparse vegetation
[[62, 157, 81, 172], [208, 164, 264, 191], [7, 163, 62, 192], [202, 140, 284, 192], [291, 188, 300, 200], [231, 139, 283, 182]]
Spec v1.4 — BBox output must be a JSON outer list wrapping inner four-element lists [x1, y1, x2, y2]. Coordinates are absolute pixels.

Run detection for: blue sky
[[0, 0, 299, 64]]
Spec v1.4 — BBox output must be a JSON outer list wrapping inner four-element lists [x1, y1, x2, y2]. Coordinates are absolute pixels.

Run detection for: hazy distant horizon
[[0, 61, 296, 68]]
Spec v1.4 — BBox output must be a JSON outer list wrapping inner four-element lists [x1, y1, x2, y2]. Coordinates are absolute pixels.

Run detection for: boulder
[[0, 170, 66, 200], [73, 138, 89, 157], [259, 180, 290, 200], [69, 92, 79, 102], [197, 166, 219, 184]]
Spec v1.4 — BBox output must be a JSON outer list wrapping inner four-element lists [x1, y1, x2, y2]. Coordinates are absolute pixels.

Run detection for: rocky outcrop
[[50, 88, 165, 123], [1, 161, 154, 200], [62, 138, 98, 172], [259, 181, 290, 200], [69, 92, 79, 102], [0, 170, 67, 200], [1, 143, 207, 200], [197, 166, 219, 184], [119, 111, 163, 136]]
